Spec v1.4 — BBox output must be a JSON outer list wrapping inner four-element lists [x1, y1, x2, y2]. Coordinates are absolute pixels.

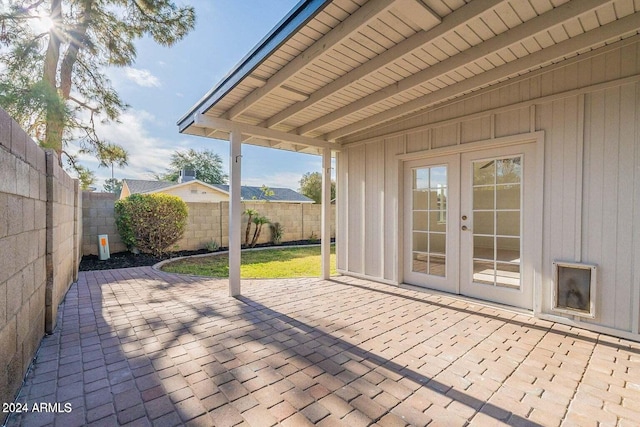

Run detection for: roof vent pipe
[[179, 169, 196, 183]]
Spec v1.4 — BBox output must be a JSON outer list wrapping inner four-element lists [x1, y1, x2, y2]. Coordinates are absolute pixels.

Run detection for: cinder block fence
[[0, 108, 81, 422], [83, 197, 336, 255]]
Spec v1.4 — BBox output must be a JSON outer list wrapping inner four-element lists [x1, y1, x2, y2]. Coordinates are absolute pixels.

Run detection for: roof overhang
[[179, 0, 640, 153]]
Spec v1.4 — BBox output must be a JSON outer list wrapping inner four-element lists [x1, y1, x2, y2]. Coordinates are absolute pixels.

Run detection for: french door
[[404, 142, 537, 309]]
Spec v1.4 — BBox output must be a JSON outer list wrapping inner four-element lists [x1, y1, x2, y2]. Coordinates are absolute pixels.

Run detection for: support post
[[321, 148, 332, 279], [229, 129, 242, 296]]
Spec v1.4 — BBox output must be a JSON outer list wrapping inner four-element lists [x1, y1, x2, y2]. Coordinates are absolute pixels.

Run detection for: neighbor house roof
[[178, 0, 640, 153], [210, 184, 313, 203], [123, 179, 174, 194], [122, 179, 313, 203]]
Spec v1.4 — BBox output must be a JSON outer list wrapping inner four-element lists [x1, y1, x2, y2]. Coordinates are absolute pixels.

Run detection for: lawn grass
[[161, 245, 337, 278]]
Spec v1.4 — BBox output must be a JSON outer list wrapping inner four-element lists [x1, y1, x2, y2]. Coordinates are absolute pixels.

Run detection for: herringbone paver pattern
[[5, 267, 640, 426]]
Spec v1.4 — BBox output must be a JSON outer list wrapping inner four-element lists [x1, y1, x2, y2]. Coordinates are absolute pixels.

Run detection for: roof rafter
[[262, 0, 505, 129], [298, 0, 615, 136], [225, 0, 433, 120], [193, 114, 340, 151], [324, 12, 640, 141]]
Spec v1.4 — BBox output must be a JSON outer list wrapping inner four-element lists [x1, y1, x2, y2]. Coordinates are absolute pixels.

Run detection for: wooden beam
[[298, 0, 614, 136], [325, 10, 640, 141], [392, 0, 440, 32], [226, 0, 400, 120], [272, 85, 310, 101], [194, 114, 340, 151], [264, 0, 495, 129], [244, 75, 267, 88]]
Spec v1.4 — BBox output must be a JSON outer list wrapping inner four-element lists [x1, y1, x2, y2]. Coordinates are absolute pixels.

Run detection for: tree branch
[[68, 95, 99, 113]]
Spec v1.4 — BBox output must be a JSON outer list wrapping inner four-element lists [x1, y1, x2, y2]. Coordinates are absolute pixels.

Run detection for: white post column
[[229, 129, 242, 296], [321, 148, 332, 280]]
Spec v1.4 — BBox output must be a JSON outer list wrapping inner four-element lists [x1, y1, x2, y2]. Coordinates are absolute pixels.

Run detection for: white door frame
[[398, 131, 545, 313], [403, 155, 460, 294]]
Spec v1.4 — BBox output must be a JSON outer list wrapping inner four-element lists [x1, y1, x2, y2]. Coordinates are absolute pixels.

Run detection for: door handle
[[462, 225, 469, 231]]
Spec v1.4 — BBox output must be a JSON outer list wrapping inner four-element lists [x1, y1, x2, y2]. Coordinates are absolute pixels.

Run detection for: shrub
[[205, 240, 219, 252], [115, 193, 188, 256], [270, 222, 284, 245]]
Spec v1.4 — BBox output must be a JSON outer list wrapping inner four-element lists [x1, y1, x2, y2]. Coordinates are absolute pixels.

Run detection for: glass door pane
[[411, 166, 447, 277], [471, 156, 522, 288]]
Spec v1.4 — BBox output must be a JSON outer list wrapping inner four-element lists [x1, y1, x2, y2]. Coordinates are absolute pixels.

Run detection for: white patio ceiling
[[178, 0, 640, 154]]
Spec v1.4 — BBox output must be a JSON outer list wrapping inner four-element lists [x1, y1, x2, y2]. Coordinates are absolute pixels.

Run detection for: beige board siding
[[163, 183, 228, 203], [0, 107, 80, 422], [338, 38, 640, 337]]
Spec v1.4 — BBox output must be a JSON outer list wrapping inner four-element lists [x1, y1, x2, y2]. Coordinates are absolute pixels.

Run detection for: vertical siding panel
[[407, 129, 430, 153], [590, 53, 606, 85], [348, 145, 365, 274], [336, 150, 348, 271], [561, 97, 578, 257], [549, 99, 566, 266], [461, 117, 491, 143], [614, 84, 635, 330], [537, 102, 555, 312], [530, 75, 541, 100], [519, 79, 531, 103], [519, 107, 531, 134], [583, 91, 605, 323], [577, 56, 593, 88], [432, 124, 457, 148], [364, 142, 382, 278], [620, 42, 638, 77], [385, 136, 404, 282], [563, 62, 579, 92], [633, 83, 640, 334], [540, 67, 554, 97], [464, 92, 482, 116], [552, 67, 565, 95], [597, 87, 621, 328], [604, 49, 621, 81]]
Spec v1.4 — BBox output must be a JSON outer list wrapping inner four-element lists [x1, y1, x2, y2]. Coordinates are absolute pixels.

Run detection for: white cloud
[[123, 67, 161, 87], [74, 109, 179, 188]]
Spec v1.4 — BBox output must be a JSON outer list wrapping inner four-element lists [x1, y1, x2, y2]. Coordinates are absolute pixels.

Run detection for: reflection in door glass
[[412, 166, 447, 277], [472, 156, 522, 288]]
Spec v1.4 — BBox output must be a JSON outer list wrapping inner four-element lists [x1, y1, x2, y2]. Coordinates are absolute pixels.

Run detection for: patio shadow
[[234, 295, 544, 426]]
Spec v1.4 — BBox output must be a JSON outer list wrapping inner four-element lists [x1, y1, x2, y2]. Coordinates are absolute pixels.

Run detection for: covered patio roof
[[178, 0, 640, 153]]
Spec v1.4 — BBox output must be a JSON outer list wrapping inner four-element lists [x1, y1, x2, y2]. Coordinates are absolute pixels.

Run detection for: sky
[[74, 0, 326, 191]]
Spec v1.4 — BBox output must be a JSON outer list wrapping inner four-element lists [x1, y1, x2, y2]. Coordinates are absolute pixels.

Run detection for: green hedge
[[115, 193, 188, 256]]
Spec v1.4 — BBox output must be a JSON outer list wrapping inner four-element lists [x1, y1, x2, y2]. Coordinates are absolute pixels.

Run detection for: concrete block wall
[[209, 202, 337, 250], [45, 151, 82, 333], [82, 198, 336, 254], [0, 108, 80, 421], [177, 202, 222, 251], [82, 192, 126, 255]]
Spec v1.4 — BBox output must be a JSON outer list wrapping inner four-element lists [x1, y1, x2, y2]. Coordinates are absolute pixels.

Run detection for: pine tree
[[0, 0, 195, 186]]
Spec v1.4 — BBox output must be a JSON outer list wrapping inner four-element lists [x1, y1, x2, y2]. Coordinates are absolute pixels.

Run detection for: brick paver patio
[[5, 267, 640, 427]]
